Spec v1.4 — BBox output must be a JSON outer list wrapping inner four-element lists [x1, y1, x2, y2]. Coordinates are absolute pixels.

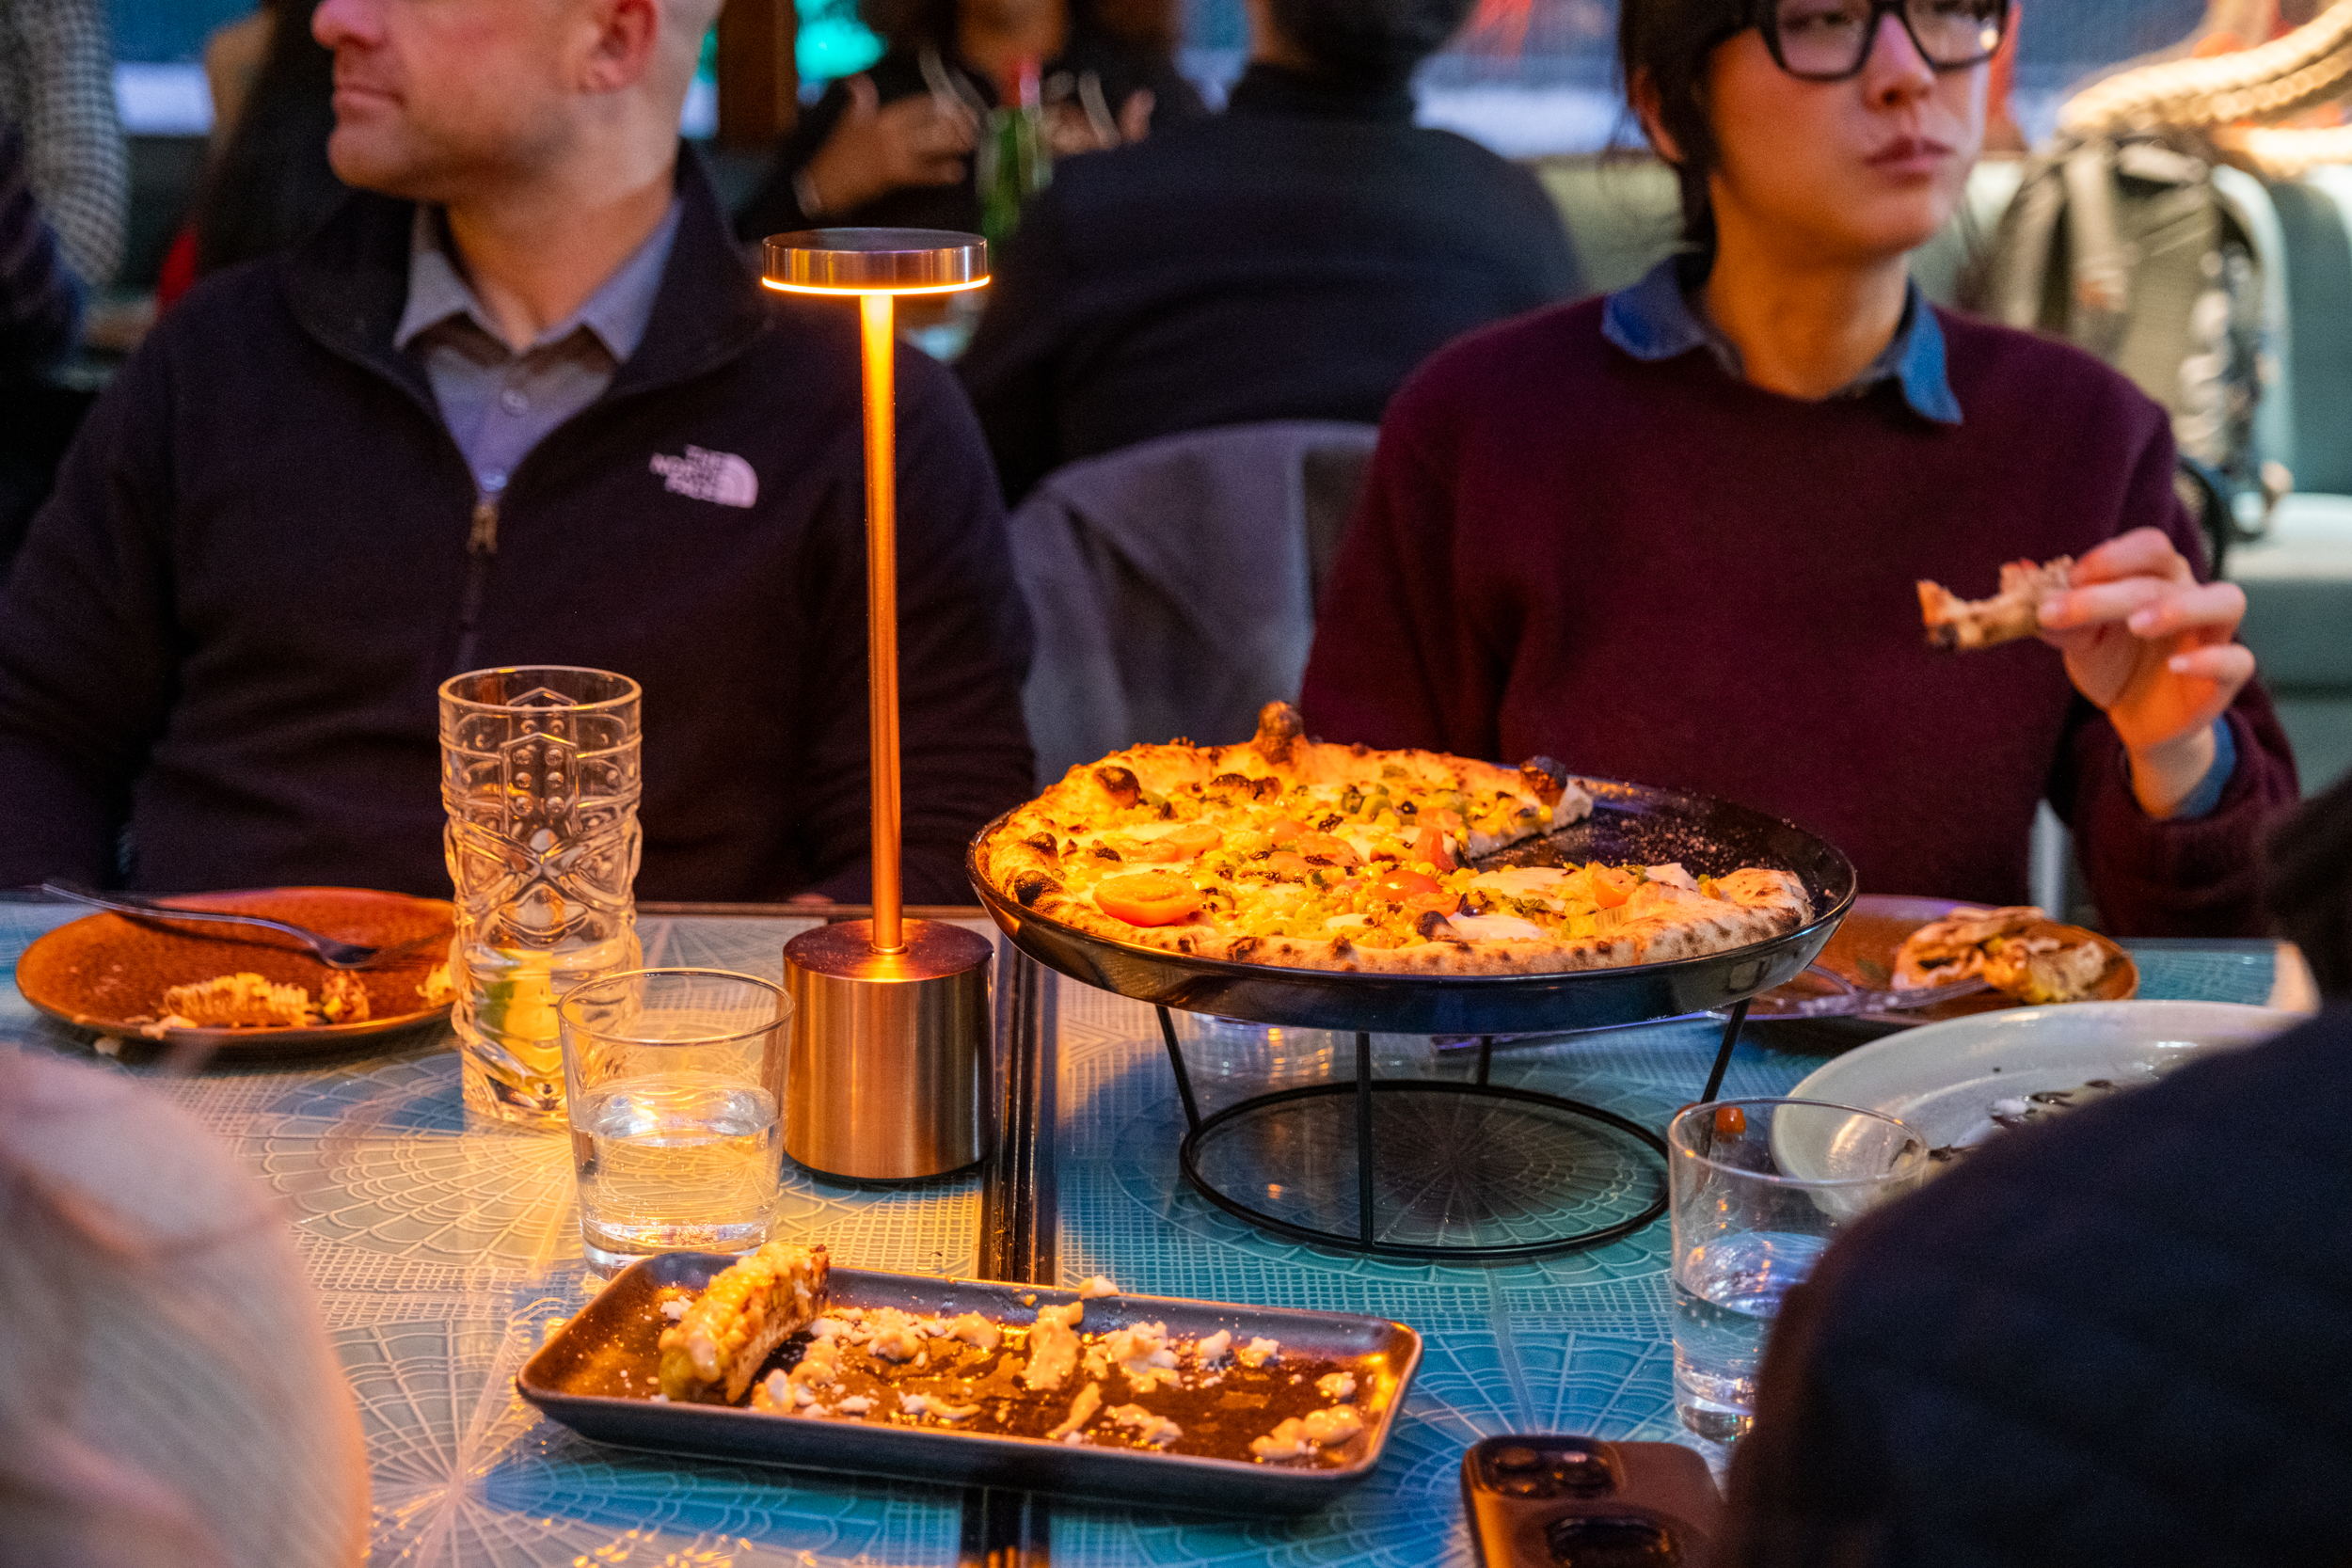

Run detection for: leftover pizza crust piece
[[156, 970, 373, 1027], [658, 1243, 832, 1403], [1917, 556, 2074, 651], [976, 703, 1813, 976], [1892, 905, 2113, 1004]]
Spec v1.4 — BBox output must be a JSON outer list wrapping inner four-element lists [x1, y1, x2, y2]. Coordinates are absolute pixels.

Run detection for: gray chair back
[[1007, 420, 1380, 788]]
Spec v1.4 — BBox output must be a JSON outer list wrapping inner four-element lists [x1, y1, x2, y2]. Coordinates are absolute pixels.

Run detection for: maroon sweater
[[1300, 299, 2298, 936]]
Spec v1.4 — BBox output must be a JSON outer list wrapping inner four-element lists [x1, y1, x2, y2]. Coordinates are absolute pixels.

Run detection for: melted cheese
[[1474, 867, 1571, 896], [1445, 913, 1547, 942]]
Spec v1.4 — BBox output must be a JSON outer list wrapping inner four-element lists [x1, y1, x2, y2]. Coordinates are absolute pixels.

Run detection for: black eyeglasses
[[1755, 0, 2010, 82]]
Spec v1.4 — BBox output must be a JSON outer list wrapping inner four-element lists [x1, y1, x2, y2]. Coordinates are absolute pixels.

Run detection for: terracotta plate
[[1748, 894, 2137, 1036], [16, 887, 455, 1053]]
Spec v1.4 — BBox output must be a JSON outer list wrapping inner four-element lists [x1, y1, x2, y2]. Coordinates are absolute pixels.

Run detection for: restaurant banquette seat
[[1007, 420, 1377, 787]]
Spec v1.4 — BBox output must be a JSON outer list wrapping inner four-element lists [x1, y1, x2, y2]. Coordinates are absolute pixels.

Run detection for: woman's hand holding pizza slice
[[2033, 527, 2256, 817]]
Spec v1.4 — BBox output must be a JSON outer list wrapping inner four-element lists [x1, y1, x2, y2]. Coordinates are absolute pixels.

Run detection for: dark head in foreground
[[1721, 773, 2352, 1565]]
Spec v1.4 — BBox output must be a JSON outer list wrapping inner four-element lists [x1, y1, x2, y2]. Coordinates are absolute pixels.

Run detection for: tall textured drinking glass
[[559, 969, 788, 1275], [439, 666, 643, 1126], [1666, 1098, 1928, 1443]]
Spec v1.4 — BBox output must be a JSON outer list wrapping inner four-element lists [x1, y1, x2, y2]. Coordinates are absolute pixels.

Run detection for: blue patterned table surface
[[0, 900, 2306, 1567]]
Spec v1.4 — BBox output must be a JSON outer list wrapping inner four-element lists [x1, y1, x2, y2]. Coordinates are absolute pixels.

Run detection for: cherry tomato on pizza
[[1094, 871, 1203, 927], [1585, 865, 1637, 908]]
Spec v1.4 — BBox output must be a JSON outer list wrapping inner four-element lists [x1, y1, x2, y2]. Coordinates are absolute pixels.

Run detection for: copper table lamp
[[763, 229, 995, 1181]]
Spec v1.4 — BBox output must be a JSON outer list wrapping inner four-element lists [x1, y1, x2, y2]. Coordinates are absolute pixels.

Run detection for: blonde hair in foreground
[[0, 1051, 368, 1568]]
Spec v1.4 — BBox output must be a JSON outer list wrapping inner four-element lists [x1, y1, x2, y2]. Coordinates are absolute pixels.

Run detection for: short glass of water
[[438, 665, 643, 1126], [558, 968, 789, 1275], [1665, 1097, 1927, 1443]]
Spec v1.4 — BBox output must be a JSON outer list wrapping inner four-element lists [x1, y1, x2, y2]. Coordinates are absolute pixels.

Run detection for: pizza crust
[[1917, 557, 2073, 652], [993, 863, 1809, 976]]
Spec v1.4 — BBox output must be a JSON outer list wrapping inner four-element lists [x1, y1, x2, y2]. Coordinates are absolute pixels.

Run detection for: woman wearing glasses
[[1300, 0, 2298, 936]]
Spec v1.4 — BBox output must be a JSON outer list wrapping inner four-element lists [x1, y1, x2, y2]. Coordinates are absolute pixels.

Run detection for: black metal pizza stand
[[970, 780, 1856, 1263]]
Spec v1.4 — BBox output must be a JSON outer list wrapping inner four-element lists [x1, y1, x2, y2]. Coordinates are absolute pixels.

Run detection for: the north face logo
[[649, 446, 758, 508]]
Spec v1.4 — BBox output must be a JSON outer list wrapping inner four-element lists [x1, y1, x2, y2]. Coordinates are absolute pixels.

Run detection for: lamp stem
[[859, 290, 905, 955]]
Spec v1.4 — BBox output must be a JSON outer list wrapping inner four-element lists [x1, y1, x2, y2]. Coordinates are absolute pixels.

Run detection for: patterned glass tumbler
[[438, 666, 644, 1126]]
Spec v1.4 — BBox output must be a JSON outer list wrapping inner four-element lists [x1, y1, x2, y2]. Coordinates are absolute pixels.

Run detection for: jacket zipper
[[452, 493, 500, 673]]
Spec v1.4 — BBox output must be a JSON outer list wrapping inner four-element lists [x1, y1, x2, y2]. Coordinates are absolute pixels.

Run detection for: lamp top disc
[[762, 228, 989, 293]]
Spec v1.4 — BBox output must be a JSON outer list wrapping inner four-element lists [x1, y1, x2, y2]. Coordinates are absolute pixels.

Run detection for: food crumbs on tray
[[589, 1263, 1386, 1467], [946, 1311, 1001, 1353], [1248, 1406, 1364, 1462], [1105, 1404, 1183, 1448], [92, 1036, 124, 1057], [1023, 1301, 1085, 1391], [543, 1317, 569, 1342], [1046, 1381, 1104, 1441], [1076, 1275, 1120, 1298], [901, 1392, 982, 1422]]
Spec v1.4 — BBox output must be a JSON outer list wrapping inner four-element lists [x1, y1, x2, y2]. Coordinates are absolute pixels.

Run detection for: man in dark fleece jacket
[[0, 0, 1032, 904]]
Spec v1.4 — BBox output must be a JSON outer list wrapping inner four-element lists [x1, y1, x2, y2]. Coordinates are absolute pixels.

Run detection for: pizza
[[973, 704, 1813, 976], [1917, 556, 2073, 651], [1892, 905, 2116, 1005]]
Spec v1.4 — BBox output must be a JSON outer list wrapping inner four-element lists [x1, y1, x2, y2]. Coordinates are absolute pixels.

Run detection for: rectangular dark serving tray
[[517, 1253, 1424, 1513]]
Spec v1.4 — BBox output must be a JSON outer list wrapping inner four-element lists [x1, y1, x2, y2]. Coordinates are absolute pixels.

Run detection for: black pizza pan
[[965, 777, 1858, 1035], [517, 1253, 1422, 1513]]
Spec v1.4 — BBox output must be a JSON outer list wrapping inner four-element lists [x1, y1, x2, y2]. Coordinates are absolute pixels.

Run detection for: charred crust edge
[[1518, 756, 1569, 805], [1093, 764, 1141, 806], [1251, 701, 1306, 765], [1011, 871, 1060, 909]]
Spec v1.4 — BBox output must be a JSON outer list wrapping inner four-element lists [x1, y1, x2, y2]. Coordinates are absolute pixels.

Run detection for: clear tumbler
[[438, 666, 643, 1126], [559, 969, 787, 1275], [1666, 1097, 1928, 1443]]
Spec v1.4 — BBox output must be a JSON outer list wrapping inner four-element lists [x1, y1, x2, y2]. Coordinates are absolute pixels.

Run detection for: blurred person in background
[[0, 0, 1033, 902], [1302, 0, 2300, 937], [0, 0, 126, 297], [1721, 768, 2352, 1567], [0, 121, 85, 569], [158, 0, 348, 309], [203, 4, 277, 142], [0, 0, 123, 572], [731, 0, 1204, 241], [956, 0, 1584, 502]]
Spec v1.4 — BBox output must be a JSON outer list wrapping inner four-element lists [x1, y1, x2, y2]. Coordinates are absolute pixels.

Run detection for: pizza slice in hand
[[1917, 556, 2074, 651]]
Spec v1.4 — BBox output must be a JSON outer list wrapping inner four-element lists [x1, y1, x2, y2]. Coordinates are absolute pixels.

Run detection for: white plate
[[1780, 1001, 2303, 1177]]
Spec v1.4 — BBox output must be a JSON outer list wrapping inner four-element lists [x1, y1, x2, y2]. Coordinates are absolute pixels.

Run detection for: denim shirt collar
[[1601, 256, 1963, 425], [395, 198, 681, 361]]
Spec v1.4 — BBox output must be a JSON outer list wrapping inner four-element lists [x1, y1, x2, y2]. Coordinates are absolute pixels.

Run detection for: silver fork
[[39, 881, 439, 970]]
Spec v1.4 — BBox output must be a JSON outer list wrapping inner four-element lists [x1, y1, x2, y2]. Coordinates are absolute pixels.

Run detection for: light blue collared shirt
[[395, 199, 681, 497], [1602, 256, 2237, 818], [1602, 255, 1964, 425]]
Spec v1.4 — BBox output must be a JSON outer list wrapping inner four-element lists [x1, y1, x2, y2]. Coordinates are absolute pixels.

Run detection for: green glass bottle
[[979, 56, 1050, 253]]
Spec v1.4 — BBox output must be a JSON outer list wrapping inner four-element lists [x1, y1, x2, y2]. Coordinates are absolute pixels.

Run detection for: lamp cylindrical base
[[780, 919, 993, 1180]]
